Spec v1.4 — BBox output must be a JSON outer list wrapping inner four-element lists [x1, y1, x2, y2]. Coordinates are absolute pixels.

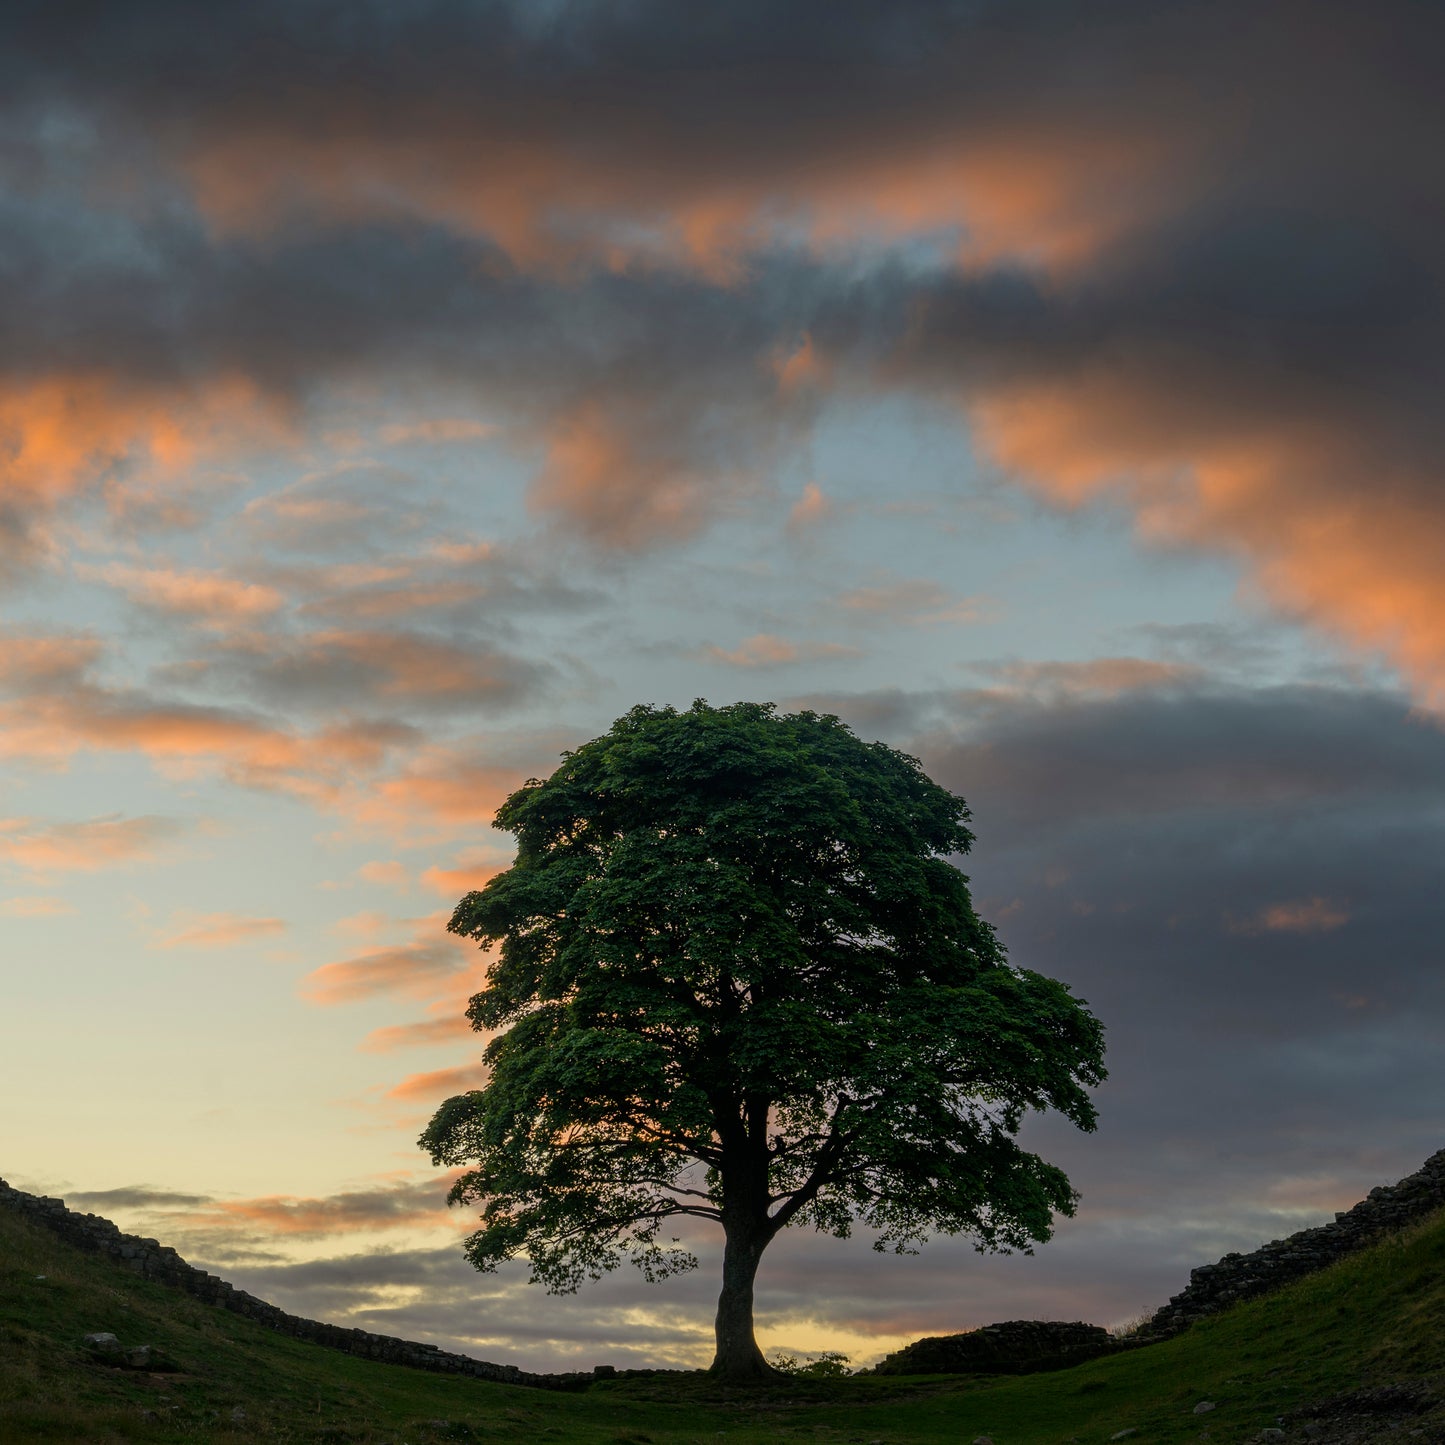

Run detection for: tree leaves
[[420, 699, 1106, 1299]]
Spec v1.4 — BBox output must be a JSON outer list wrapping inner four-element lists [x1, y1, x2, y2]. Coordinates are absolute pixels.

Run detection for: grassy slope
[[2, 1203, 1443, 1445]]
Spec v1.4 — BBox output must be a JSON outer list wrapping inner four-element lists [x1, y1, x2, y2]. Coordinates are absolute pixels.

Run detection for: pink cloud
[[386, 1063, 491, 1102], [300, 913, 480, 1006], [836, 578, 996, 626], [357, 860, 409, 889], [703, 634, 860, 668], [0, 814, 185, 877], [155, 912, 287, 949], [86, 562, 283, 626], [976, 657, 1199, 699], [1230, 897, 1351, 937], [786, 480, 833, 532], [418, 857, 505, 897], [361, 1016, 476, 1053], [0, 895, 73, 918], [378, 418, 496, 444], [184, 1173, 464, 1239]]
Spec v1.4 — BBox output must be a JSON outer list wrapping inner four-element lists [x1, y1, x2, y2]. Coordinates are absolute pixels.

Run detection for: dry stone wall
[[0, 1176, 595, 1391], [871, 1319, 1114, 1375], [1140, 1147, 1445, 1337]]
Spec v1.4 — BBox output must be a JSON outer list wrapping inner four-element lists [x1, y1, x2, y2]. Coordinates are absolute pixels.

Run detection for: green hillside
[[2, 1200, 1443, 1444]]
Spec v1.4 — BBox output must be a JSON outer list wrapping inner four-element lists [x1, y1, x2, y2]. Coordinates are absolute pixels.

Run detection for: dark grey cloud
[[65, 1184, 212, 1211], [4, 0, 1445, 663]]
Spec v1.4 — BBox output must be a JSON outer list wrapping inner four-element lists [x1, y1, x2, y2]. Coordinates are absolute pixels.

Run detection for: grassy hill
[[3, 1199, 1443, 1444]]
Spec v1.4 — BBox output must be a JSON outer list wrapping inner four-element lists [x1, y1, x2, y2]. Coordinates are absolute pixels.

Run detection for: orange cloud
[[836, 578, 995, 627], [361, 1016, 476, 1053], [786, 481, 833, 532], [378, 418, 496, 444], [86, 562, 284, 626], [169, 69, 1180, 284], [0, 372, 283, 561], [418, 857, 505, 897], [0, 895, 73, 918], [969, 378, 1445, 708], [1231, 897, 1351, 936], [529, 401, 725, 549], [386, 1062, 491, 1102], [155, 912, 287, 949], [299, 580, 486, 623], [350, 745, 527, 836], [358, 860, 409, 889], [300, 913, 479, 1005], [0, 628, 436, 820], [185, 1174, 463, 1239], [0, 814, 185, 877], [978, 657, 1198, 699], [703, 634, 859, 669]]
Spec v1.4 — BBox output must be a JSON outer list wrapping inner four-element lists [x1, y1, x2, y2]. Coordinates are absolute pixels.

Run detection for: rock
[[83, 1332, 122, 1353], [1259, 1432, 1286, 1443], [972, 1436, 995, 1445], [1110, 1430, 1138, 1441], [229, 1406, 247, 1423], [125, 1346, 153, 1368], [1194, 1401, 1217, 1414]]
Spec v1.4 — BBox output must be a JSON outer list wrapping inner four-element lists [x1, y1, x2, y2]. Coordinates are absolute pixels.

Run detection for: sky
[[3, 0, 1444, 1373]]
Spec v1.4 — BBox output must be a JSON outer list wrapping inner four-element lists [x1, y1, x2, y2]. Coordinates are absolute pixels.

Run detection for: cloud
[[786, 480, 833, 532], [967, 657, 1201, 700], [85, 562, 284, 626], [418, 856, 505, 898], [154, 911, 287, 949], [0, 814, 186, 877], [1, 0, 1444, 700], [702, 634, 859, 668], [184, 1175, 461, 1240], [386, 1063, 491, 1102], [357, 860, 409, 890], [66, 1185, 214, 1211], [359, 1016, 476, 1054], [299, 913, 478, 1006], [1230, 897, 1351, 937], [194, 628, 550, 717], [348, 741, 542, 836], [0, 368, 282, 572], [835, 577, 996, 627], [377, 418, 495, 445], [0, 627, 516, 835], [0, 895, 73, 917]]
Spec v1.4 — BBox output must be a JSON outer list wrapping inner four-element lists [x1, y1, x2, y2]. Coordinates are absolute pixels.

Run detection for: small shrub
[[769, 1349, 852, 1377]]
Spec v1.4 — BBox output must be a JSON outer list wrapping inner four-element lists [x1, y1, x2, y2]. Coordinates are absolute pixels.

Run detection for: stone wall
[[1140, 1147, 1445, 1337], [0, 1176, 595, 1391], [871, 1319, 1114, 1375]]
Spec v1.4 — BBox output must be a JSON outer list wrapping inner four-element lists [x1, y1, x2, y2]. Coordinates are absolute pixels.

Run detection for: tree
[[420, 701, 1106, 1381]]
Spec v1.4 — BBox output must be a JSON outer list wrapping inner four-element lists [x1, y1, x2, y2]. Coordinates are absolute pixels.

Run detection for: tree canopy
[[420, 700, 1106, 1379]]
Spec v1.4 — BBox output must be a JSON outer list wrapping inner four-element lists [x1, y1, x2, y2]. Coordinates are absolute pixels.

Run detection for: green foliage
[[419, 700, 1106, 1304], [769, 1349, 852, 1376]]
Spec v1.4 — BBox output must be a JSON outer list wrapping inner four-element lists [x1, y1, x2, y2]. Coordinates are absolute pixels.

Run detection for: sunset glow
[[4, 0, 1443, 1373]]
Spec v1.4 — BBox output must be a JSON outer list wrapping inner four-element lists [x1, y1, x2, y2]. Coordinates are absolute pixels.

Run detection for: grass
[[2, 1201, 1443, 1444]]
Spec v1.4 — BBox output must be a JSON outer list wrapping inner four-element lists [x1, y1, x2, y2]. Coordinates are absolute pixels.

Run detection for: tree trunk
[[709, 1218, 777, 1380]]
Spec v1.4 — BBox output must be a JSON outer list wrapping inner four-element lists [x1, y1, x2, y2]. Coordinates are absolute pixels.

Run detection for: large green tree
[[420, 701, 1105, 1380]]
